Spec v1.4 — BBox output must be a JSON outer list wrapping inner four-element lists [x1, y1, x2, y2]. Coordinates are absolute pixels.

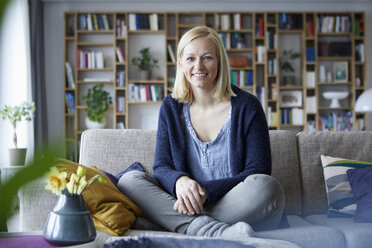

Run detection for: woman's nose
[[194, 58, 203, 68]]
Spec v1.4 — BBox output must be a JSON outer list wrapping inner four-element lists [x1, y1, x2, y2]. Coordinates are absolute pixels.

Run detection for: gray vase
[[8, 148, 27, 165], [43, 194, 96, 246]]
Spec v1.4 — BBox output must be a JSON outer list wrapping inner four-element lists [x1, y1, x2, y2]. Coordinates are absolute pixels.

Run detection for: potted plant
[[132, 47, 158, 80], [279, 49, 301, 85], [0, 101, 36, 165], [82, 84, 112, 129]]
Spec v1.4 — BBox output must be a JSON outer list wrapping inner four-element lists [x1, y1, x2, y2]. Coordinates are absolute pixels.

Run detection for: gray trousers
[[117, 171, 285, 234]]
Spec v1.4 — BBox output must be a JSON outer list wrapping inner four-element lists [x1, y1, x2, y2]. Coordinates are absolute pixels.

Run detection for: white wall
[[42, 0, 372, 141]]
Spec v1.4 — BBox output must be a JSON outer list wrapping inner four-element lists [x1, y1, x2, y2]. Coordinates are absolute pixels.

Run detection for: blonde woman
[[119, 26, 285, 239]]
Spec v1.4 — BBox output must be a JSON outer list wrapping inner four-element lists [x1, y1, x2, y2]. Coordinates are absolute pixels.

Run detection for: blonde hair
[[171, 26, 235, 103]]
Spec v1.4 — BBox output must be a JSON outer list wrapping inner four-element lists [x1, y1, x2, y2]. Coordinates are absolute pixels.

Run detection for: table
[[0, 231, 99, 248]]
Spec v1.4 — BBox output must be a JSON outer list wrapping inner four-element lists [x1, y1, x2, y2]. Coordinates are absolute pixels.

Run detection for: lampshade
[[355, 88, 372, 112]]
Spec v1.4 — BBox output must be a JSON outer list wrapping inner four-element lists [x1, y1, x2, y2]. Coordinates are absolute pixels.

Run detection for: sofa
[[19, 129, 372, 248]]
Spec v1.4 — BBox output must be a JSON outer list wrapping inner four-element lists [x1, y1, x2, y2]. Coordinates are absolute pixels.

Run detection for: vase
[[139, 70, 151, 80], [8, 148, 27, 165], [43, 194, 96, 246], [85, 117, 106, 129]]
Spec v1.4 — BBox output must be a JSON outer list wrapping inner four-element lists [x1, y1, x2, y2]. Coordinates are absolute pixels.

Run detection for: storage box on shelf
[[64, 11, 367, 161]]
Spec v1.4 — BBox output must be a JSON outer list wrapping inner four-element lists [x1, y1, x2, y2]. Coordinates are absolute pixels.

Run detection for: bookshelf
[[64, 11, 367, 161]]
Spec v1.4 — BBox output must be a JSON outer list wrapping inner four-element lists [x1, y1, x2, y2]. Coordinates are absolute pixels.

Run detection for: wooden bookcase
[[63, 11, 367, 161]]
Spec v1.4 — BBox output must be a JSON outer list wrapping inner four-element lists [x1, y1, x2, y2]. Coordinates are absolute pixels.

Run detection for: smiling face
[[179, 37, 219, 91]]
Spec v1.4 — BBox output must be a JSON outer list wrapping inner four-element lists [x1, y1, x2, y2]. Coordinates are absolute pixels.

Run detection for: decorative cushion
[[57, 159, 143, 236], [320, 155, 372, 218], [347, 167, 372, 222]]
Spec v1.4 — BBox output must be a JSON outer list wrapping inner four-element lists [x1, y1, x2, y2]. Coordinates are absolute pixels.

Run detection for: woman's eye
[[203, 56, 213, 60], [186, 57, 194, 61]]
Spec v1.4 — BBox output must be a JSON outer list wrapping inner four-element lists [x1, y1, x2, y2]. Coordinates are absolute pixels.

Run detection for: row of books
[[268, 83, 277, 100], [256, 18, 264, 37], [306, 96, 317, 113], [267, 58, 277, 75], [77, 50, 104, 69], [354, 18, 364, 37], [129, 13, 159, 31], [267, 106, 278, 126], [266, 32, 277, 50], [231, 70, 253, 87], [78, 14, 111, 31], [281, 108, 304, 125], [318, 111, 353, 131], [305, 71, 316, 88], [116, 19, 127, 38], [116, 96, 126, 113], [317, 15, 351, 33], [116, 71, 126, 87], [256, 46, 266, 63], [215, 13, 245, 31], [256, 86, 266, 107], [306, 47, 315, 62], [65, 92, 76, 114], [128, 84, 163, 102], [318, 41, 352, 57], [279, 14, 303, 30], [219, 33, 247, 49], [305, 21, 316, 37], [116, 47, 125, 63]]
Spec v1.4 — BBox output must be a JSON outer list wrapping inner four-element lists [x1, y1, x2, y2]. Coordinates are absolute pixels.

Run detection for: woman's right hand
[[174, 176, 207, 215]]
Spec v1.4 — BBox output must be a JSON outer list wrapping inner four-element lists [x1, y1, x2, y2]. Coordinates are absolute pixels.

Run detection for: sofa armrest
[[19, 178, 57, 231]]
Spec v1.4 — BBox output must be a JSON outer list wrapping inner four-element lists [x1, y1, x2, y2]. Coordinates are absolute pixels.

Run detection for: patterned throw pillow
[[320, 155, 372, 218]]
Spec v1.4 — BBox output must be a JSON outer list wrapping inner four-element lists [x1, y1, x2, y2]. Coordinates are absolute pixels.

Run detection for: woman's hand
[[174, 176, 207, 215]]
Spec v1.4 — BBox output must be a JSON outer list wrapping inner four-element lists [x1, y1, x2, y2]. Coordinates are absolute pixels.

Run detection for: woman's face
[[179, 37, 219, 91]]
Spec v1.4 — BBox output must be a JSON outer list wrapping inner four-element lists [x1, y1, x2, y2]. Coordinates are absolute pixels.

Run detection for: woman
[[118, 26, 285, 239]]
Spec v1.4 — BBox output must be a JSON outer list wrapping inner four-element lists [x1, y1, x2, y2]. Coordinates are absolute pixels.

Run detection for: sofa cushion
[[268, 130, 302, 215], [257, 215, 346, 248], [57, 159, 143, 236], [79, 129, 157, 175], [347, 167, 372, 222], [296, 131, 372, 216], [305, 214, 372, 248], [320, 155, 372, 218]]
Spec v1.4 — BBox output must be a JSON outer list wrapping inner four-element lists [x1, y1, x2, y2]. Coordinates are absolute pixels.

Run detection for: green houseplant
[[82, 84, 112, 129], [132, 47, 158, 80], [0, 101, 36, 165], [279, 49, 301, 85]]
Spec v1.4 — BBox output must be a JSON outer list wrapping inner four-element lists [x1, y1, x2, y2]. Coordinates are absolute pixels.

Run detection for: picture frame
[[279, 90, 303, 107], [333, 62, 348, 82]]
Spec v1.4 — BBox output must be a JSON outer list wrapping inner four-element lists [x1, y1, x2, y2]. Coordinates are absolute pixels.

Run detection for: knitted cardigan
[[152, 85, 272, 206]]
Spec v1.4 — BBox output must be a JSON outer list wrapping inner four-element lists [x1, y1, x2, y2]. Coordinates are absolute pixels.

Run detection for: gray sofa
[[19, 129, 372, 248]]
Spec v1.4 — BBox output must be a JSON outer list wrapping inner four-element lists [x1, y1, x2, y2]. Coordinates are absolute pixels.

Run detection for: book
[[65, 92, 76, 114], [65, 62, 75, 88], [116, 47, 125, 63], [305, 71, 315, 88], [129, 14, 137, 30], [96, 51, 104, 68], [102, 14, 110, 30], [117, 122, 125, 129], [167, 44, 176, 63]]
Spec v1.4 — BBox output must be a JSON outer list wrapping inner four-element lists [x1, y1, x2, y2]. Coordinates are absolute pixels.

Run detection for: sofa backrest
[[80, 129, 303, 215], [296, 131, 372, 216]]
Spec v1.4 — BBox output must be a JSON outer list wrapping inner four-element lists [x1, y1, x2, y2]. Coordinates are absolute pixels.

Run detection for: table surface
[[0, 231, 99, 248]]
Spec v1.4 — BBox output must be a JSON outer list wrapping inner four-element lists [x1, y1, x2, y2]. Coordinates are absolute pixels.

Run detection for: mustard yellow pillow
[[56, 159, 143, 236]]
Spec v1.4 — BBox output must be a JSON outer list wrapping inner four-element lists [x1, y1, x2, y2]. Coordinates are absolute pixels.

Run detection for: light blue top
[[182, 104, 233, 181]]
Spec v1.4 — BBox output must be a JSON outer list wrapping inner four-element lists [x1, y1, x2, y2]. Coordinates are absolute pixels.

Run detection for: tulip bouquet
[[45, 165, 104, 196]]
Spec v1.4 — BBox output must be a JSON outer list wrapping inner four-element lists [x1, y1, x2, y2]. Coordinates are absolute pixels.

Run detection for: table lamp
[[355, 88, 372, 112]]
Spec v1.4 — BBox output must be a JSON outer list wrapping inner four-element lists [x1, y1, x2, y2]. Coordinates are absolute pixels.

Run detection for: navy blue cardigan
[[152, 85, 272, 206]]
